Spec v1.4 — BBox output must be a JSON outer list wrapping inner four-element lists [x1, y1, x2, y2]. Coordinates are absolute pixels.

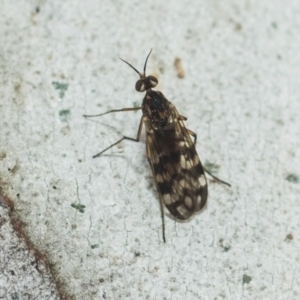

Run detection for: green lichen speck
[[243, 274, 252, 284], [204, 160, 219, 174], [286, 173, 299, 183], [223, 245, 231, 252], [133, 101, 140, 108], [52, 81, 69, 99], [71, 203, 86, 213], [59, 109, 71, 122]]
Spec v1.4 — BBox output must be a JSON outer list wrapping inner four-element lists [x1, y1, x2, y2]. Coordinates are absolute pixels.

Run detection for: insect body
[[84, 50, 230, 242]]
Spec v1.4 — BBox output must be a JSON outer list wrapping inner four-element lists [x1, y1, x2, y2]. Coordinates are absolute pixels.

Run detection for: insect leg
[[93, 115, 145, 158], [186, 129, 231, 187], [203, 167, 231, 187], [159, 199, 166, 243], [83, 106, 142, 118]]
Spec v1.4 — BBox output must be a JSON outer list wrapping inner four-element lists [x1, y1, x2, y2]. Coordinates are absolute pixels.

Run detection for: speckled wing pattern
[[145, 102, 208, 220]]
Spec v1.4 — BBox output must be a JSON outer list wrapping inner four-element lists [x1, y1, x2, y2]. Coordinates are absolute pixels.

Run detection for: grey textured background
[[1, 0, 300, 299]]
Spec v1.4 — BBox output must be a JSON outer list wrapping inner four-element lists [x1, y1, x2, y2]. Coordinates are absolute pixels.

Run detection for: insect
[[84, 50, 230, 242]]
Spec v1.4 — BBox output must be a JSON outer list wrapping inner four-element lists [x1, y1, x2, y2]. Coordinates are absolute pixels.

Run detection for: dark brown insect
[[84, 50, 230, 242]]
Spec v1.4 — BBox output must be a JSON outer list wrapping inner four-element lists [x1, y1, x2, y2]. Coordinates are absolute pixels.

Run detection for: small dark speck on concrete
[[59, 109, 71, 122], [285, 233, 293, 241], [243, 274, 252, 284], [235, 22, 242, 31], [52, 81, 69, 99], [223, 245, 231, 252], [219, 239, 231, 252], [286, 174, 299, 183], [71, 203, 86, 213], [10, 292, 19, 300]]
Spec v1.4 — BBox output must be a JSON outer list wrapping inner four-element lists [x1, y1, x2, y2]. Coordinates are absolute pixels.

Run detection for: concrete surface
[[1, 0, 300, 299]]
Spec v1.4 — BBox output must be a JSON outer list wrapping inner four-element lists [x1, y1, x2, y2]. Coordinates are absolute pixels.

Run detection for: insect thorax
[[142, 90, 173, 130]]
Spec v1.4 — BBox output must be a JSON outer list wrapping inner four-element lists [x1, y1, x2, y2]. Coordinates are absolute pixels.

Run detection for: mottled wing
[[146, 105, 208, 220]]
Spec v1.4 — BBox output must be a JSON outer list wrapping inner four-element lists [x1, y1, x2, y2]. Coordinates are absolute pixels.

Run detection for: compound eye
[[135, 79, 145, 92], [148, 76, 158, 88]]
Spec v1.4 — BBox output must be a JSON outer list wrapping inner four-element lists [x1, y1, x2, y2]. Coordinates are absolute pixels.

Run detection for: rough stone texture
[[0, 0, 300, 299], [0, 196, 61, 300]]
